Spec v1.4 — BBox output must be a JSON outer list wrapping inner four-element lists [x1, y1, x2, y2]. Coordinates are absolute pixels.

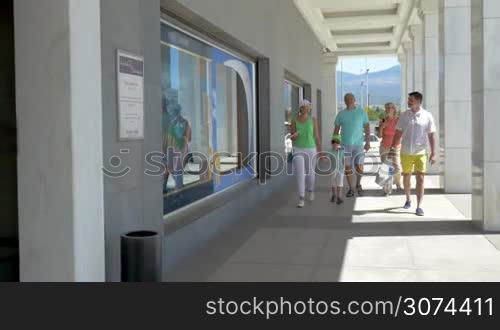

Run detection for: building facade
[[1, 0, 499, 281]]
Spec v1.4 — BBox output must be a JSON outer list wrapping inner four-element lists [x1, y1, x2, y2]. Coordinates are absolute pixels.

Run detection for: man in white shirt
[[392, 92, 437, 217]]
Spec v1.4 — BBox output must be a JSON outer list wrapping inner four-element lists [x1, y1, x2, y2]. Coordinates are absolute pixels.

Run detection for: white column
[[422, 0, 441, 176], [403, 41, 414, 93], [398, 52, 407, 110], [410, 24, 425, 93], [322, 54, 338, 151], [471, 0, 500, 231], [439, 0, 472, 194], [15, 0, 105, 281]]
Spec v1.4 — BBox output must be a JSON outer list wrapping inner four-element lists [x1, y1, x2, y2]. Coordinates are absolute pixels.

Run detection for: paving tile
[[486, 235, 500, 251], [311, 266, 344, 282], [313, 266, 419, 282], [446, 195, 472, 219], [341, 267, 420, 282], [408, 235, 500, 271], [416, 269, 500, 282], [227, 240, 324, 266], [340, 237, 415, 269], [166, 175, 500, 282], [208, 263, 315, 282]]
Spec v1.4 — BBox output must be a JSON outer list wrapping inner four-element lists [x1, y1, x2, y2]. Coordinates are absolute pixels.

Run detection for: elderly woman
[[290, 99, 322, 208], [379, 102, 402, 195]]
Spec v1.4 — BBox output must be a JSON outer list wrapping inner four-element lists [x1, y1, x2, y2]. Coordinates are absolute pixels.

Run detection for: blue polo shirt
[[334, 107, 369, 146]]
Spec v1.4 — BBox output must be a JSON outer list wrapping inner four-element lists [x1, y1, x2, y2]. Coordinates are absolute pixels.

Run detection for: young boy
[[330, 134, 345, 205]]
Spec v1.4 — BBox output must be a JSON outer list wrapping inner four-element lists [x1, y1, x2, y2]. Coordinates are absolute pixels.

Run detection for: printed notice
[[118, 50, 144, 140]]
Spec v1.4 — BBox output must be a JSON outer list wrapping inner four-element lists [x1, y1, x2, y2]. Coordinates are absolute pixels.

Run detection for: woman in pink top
[[379, 102, 402, 194]]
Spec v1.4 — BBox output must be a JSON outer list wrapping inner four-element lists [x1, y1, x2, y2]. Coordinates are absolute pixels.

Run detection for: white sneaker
[[297, 198, 305, 208], [308, 191, 315, 202]]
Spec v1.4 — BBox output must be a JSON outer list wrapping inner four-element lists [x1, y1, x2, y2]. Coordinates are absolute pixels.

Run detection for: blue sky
[[337, 56, 400, 74]]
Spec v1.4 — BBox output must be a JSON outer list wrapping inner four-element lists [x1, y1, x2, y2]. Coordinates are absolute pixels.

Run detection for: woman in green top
[[290, 99, 322, 208]]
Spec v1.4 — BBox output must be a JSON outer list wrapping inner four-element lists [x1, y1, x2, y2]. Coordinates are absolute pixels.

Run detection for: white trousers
[[332, 171, 344, 188], [293, 148, 317, 198]]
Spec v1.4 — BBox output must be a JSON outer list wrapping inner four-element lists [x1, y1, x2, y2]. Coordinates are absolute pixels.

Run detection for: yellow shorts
[[401, 154, 428, 174]]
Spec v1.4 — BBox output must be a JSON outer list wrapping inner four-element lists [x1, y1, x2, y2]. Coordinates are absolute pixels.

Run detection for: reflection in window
[[161, 47, 210, 193], [161, 22, 256, 215], [283, 80, 303, 161], [214, 62, 252, 173]]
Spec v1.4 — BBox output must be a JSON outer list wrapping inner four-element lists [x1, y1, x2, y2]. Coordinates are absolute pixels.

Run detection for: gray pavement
[[166, 166, 500, 282]]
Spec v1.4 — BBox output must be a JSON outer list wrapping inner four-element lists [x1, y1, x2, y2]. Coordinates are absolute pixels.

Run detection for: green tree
[[365, 106, 382, 122]]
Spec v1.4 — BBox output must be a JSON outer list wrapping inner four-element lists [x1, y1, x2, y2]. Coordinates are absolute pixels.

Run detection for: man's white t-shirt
[[396, 108, 437, 155]]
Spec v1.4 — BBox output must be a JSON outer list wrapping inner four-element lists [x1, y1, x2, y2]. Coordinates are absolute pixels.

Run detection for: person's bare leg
[[337, 187, 344, 199], [356, 164, 364, 188], [404, 174, 412, 202], [395, 172, 403, 190], [416, 173, 425, 208], [337, 186, 344, 203], [345, 166, 355, 192], [394, 157, 403, 190]]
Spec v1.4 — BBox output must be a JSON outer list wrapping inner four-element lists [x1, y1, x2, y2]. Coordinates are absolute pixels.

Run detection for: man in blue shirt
[[333, 93, 371, 197]]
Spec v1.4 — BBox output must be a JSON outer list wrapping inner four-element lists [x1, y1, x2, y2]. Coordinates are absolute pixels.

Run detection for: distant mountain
[[337, 65, 401, 107]]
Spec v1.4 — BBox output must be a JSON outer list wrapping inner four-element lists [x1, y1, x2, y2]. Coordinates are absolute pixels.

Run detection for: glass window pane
[[161, 22, 256, 215]]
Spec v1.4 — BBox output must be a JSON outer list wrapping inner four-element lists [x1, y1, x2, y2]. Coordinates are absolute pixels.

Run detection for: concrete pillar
[[403, 41, 414, 94], [14, 0, 105, 281], [471, 0, 500, 231], [322, 54, 338, 151], [398, 52, 407, 110], [422, 0, 441, 176], [410, 24, 425, 93], [439, 0, 472, 194]]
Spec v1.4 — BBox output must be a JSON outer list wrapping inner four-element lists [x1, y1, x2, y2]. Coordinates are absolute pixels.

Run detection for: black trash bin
[[121, 231, 162, 282]]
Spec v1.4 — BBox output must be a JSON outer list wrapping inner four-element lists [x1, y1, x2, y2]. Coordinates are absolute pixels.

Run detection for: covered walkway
[[167, 167, 500, 282], [7, 0, 500, 282]]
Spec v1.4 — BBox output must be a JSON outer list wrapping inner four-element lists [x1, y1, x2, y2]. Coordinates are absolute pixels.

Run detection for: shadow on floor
[[165, 181, 478, 282], [316, 186, 446, 197]]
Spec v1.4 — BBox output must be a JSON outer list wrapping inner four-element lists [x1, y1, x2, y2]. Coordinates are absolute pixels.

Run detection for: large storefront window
[[161, 21, 256, 215], [283, 80, 303, 160]]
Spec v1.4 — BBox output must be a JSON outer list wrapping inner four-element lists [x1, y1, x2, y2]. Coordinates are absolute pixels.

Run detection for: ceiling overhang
[[294, 0, 419, 57]]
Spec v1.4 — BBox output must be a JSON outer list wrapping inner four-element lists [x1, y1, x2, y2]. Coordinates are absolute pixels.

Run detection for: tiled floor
[[166, 172, 500, 282]]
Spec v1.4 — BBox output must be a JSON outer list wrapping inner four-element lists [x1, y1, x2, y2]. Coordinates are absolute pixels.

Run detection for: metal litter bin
[[121, 231, 162, 282]]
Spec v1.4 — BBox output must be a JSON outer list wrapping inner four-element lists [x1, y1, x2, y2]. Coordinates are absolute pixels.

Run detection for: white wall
[[471, 0, 500, 231], [171, 0, 324, 154], [15, 0, 105, 282], [439, 0, 472, 194], [13, 0, 327, 281]]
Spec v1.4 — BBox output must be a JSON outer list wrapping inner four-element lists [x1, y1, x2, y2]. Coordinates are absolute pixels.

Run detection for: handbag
[[375, 162, 395, 187]]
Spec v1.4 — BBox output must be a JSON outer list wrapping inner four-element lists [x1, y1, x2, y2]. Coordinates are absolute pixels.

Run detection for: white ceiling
[[294, 0, 420, 56]]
